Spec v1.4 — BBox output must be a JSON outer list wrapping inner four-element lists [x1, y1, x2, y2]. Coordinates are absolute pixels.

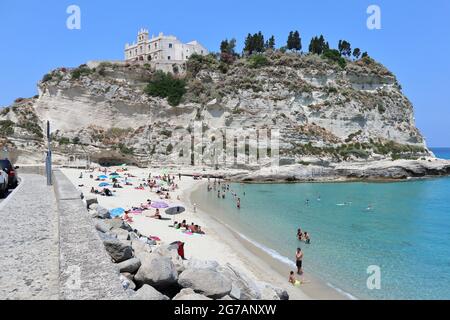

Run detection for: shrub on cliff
[[248, 54, 269, 68], [42, 73, 53, 82], [322, 49, 346, 68], [71, 65, 92, 80], [0, 120, 15, 136], [186, 53, 219, 76], [144, 71, 186, 106]]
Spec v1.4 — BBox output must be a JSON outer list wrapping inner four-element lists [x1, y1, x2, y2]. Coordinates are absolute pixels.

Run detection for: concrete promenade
[[0, 174, 60, 299], [0, 170, 126, 300]]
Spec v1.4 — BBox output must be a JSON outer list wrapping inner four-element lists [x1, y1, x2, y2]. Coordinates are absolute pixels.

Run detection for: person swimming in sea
[[237, 198, 241, 209], [297, 228, 303, 241], [303, 232, 311, 244]]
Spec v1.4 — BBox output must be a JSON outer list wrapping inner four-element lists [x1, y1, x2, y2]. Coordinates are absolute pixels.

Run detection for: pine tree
[[309, 35, 329, 55], [244, 33, 253, 55], [353, 48, 361, 59], [287, 31, 294, 50], [268, 35, 275, 49], [338, 40, 352, 57], [293, 31, 302, 51], [220, 39, 229, 54]]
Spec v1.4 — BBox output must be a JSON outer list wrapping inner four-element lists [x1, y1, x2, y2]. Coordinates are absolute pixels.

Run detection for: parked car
[[0, 159, 19, 189], [0, 169, 8, 198]]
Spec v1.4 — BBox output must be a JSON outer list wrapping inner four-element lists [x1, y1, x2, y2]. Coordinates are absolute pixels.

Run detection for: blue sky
[[0, 0, 449, 146]]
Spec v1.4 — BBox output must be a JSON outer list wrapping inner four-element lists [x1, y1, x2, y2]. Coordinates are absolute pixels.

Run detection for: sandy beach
[[61, 166, 347, 300]]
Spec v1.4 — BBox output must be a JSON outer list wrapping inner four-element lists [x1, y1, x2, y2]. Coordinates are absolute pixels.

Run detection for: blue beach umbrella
[[98, 175, 108, 179], [99, 182, 110, 187], [110, 208, 125, 217]]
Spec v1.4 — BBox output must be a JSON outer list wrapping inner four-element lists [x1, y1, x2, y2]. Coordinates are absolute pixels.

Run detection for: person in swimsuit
[[289, 271, 297, 285], [297, 228, 303, 241], [304, 232, 311, 244], [296, 248, 304, 275]]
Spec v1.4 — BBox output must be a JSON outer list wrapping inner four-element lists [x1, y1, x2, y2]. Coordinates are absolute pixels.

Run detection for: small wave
[[325, 282, 358, 300], [235, 230, 359, 300], [236, 231, 297, 268]]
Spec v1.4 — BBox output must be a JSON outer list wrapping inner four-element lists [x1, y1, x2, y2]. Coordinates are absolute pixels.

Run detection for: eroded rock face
[[1, 53, 431, 167], [178, 268, 232, 299]]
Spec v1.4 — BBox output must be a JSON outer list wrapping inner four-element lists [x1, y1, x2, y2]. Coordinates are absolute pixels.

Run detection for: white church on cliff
[[125, 28, 208, 63]]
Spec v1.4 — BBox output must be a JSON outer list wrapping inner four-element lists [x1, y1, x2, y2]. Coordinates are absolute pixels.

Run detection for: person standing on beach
[[296, 248, 304, 275]]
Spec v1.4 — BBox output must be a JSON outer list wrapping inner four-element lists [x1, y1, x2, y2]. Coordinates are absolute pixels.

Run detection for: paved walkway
[[0, 174, 60, 299]]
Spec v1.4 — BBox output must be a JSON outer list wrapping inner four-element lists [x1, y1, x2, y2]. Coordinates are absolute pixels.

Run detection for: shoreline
[[185, 181, 351, 300], [61, 167, 311, 300]]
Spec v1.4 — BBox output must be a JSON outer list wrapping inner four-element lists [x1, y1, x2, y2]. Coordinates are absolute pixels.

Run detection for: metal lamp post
[[45, 121, 52, 185]]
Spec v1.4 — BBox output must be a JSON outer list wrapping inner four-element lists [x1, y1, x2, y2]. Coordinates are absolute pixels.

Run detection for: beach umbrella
[[110, 208, 125, 217], [99, 182, 110, 187], [165, 205, 185, 215], [151, 201, 169, 209], [98, 175, 108, 179]]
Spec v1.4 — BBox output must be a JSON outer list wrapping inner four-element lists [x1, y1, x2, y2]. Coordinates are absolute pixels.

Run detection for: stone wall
[[52, 170, 127, 299]]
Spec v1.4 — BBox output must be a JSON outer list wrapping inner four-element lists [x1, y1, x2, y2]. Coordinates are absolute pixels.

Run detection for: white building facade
[[125, 28, 208, 63]]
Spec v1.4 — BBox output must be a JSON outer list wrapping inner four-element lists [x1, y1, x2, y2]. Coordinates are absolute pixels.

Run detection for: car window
[[0, 160, 12, 170]]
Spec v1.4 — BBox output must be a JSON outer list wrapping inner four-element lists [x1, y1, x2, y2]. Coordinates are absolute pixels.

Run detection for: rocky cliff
[[0, 52, 431, 167]]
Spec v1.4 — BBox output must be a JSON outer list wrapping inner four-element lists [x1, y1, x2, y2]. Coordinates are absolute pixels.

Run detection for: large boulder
[[132, 285, 169, 301], [132, 239, 152, 260], [117, 257, 141, 274], [173, 288, 212, 301], [183, 258, 219, 271], [178, 268, 232, 299], [85, 195, 98, 208], [110, 228, 130, 241], [95, 206, 111, 219], [104, 218, 127, 230], [103, 239, 133, 263], [94, 219, 112, 233], [257, 283, 281, 300], [218, 264, 261, 300], [134, 253, 178, 290], [153, 245, 185, 274]]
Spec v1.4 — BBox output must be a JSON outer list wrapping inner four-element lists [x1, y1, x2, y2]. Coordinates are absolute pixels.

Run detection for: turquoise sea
[[192, 148, 450, 300]]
